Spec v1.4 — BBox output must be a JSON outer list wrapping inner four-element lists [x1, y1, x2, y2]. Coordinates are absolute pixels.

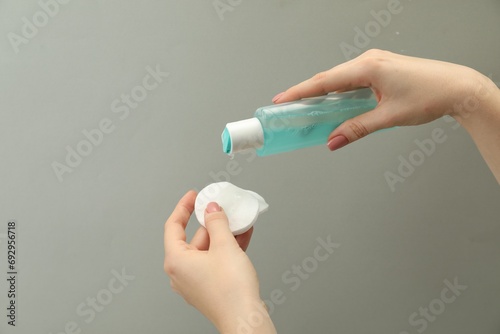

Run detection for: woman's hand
[[273, 49, 499, 148], [273, 49, 500, 181], [164, 191, 276, 334]]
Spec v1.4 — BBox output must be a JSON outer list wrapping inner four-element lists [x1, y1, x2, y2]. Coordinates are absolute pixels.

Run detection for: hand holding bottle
[[273, 49, 500, 181]]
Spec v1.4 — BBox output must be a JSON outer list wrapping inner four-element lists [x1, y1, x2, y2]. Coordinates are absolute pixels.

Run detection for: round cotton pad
[[194, 182, 269, 235]]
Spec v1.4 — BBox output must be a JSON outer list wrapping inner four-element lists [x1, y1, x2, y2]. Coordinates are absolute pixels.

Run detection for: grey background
[[1, 0, 499, 333]]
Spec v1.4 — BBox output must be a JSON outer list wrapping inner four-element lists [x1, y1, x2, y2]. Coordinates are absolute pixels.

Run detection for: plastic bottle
[[221, 88, 377, 156]]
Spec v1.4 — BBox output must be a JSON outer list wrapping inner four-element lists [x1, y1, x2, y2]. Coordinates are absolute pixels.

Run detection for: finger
[[326, 103, 394, 151], [204, 202, 239, 250], [274, 49, 399, 104], [164, 190, 197, 255], [235, 227, 254, 251], [275, 60, 372, 103], [190, 226, 210, 251]]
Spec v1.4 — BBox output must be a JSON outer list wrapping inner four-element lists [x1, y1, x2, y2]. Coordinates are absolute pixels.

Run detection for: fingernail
[[272, 92, 285, 103], [327, 135, 349, 151], [205, 202, 221, 213]]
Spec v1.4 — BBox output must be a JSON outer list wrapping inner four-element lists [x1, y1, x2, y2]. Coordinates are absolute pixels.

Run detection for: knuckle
[[359, 49, 392, 75], [311, 71, 329, 94], [205, 211, 226, 224], [163, 258, 178, 277], [312, 71, 327, 82], [347, 120, 370, 139], [361, 56, 383, 73], [363, 48, 384, 58]]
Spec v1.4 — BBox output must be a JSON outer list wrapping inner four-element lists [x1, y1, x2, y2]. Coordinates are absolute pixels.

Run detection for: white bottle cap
[[222, 118, 264, 154]]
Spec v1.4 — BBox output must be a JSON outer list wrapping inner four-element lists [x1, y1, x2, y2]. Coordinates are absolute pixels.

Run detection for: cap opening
[[221, 127, 232, 154]]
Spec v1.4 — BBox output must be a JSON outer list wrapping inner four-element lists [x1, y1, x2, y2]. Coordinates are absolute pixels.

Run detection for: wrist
[[213, 297, 276, 334], [449, 70, 499, 126], [447, 73, 500, 182]]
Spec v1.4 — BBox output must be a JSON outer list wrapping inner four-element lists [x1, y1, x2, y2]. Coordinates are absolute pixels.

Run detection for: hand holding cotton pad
[[194, 182, 269, 235]]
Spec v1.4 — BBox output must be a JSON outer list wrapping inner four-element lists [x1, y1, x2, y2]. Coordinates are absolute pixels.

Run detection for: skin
[[164, 50, 500, 333], [275, 49, 500, 182], [164, 191, 276, 334]]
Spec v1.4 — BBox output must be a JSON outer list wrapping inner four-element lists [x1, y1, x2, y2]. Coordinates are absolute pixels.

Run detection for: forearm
[[214, 298, 277, 334], [450, 73, 500, 183]]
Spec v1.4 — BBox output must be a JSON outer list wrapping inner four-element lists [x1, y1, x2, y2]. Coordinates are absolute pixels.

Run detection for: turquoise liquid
[[254, 89, 377, 156]]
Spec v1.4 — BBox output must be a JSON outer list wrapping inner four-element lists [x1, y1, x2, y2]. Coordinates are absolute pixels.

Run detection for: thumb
[[326, 105, 391, 151], [204, 202, 238, 250]]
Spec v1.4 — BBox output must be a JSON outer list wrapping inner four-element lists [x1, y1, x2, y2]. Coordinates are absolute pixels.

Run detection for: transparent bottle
[[222, 88, 377, 156]]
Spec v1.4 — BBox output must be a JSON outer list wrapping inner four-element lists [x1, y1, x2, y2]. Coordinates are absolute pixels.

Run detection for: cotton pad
[[194, 182, 269, 235]]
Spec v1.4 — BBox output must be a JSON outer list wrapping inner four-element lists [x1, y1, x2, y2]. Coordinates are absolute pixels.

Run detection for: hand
[[273, 49, 499, 152], [164, 191, 276, 334]]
